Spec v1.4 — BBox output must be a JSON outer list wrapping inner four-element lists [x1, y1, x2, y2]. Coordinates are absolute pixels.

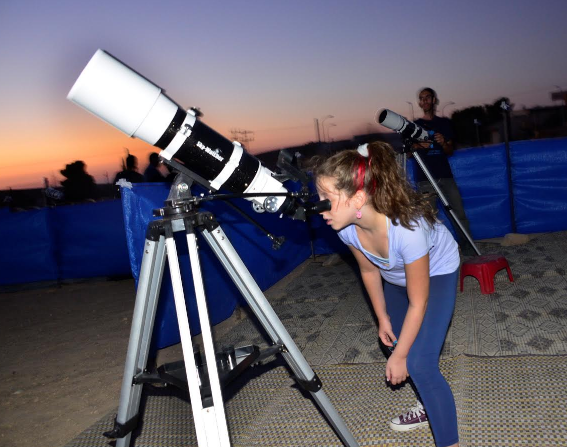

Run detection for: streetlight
[[405, 102, 415, 120], [554, 85, 565, 127], [321, 115, 334, 142], [473, 119, 482, 146], [441, 101, 455, 117], [326, 123, 337, 142]]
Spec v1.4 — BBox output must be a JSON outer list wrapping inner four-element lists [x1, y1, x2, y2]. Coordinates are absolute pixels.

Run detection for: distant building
[[485, 105, 566, 145]]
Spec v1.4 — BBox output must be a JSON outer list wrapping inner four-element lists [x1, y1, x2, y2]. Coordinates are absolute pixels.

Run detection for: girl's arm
[[349, 246, 396, 348], [387, 254, 430, 384]]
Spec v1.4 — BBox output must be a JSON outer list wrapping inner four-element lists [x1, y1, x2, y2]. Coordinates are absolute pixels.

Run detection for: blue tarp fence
[[447, 137, 567, 238], [0, 138, 567, 285], [0, 200, 132, 286]]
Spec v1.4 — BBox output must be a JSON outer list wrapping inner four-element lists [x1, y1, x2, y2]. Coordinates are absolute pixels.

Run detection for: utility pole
[[314, 118, 321, 143], [552, 86, 566, 128], [230, 129, 255, 149], [501, 100, 517, 233], [473, 119, 482, 146], [320, 115, 334, 143], [406, 101, 415, 120]]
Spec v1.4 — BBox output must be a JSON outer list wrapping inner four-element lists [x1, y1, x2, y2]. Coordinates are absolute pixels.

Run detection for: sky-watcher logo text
[[196, 141, 224, 162]]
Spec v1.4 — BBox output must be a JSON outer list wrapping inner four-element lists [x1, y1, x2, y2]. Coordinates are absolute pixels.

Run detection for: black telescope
[[376, 108, 434, 143], [67, 50, 328, 218]]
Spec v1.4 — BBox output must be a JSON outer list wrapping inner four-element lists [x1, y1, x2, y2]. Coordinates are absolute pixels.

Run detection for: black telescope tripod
[[403, 139, 481, 256], [104, 174, 359, 447]]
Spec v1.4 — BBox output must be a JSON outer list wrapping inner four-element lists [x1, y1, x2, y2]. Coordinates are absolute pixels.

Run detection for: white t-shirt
[[338, 217, 460, 287]]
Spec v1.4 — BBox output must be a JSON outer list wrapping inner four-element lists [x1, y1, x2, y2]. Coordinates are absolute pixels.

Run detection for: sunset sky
[[1, 0, 566, 189]]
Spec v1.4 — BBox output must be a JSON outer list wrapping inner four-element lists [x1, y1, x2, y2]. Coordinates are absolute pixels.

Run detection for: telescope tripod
[[406, 142, 481, 256], [104, 193, 359, 447]]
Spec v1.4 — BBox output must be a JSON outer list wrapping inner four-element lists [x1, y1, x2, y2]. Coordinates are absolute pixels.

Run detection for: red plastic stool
[[460, 254, 514, 294]]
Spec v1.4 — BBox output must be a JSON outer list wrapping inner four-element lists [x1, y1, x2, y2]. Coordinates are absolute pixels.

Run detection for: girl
[[313, 141, 460, 447]]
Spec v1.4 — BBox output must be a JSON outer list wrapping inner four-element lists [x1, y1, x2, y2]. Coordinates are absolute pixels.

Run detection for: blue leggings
[[384, 270, 459, 447]]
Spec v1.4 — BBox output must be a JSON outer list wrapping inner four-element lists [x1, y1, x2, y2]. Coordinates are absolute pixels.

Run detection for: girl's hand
[[378, 317, 397, 349], [386, 353, 409, 385]]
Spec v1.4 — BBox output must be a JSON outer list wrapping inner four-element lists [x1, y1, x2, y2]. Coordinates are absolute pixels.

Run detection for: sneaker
[[389, 401, 429, 431]]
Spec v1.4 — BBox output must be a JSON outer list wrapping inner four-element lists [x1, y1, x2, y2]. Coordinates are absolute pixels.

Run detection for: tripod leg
[[412, 151, 481, 255], [164, 223, 231, 447], [201, 226, 359, 447], [113, 235, 167, 447]]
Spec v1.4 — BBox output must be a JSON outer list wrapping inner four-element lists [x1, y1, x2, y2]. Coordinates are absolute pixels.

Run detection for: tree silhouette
[[451, 97, 513, 147]]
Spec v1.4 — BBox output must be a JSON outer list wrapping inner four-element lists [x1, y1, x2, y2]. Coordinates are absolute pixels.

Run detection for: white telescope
[[376, 108, 433, 142], [68, 49, 291, 214]]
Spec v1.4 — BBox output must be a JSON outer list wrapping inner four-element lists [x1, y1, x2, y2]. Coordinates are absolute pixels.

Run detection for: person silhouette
[[60, 160, 98, 203], [143, 153, 166, 182], [114, 154, 144, 185]]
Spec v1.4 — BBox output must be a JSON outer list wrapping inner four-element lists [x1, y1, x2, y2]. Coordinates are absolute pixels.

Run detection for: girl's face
[[316, 176, 357, 231]]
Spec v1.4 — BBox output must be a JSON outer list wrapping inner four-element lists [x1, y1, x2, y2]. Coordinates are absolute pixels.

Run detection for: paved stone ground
[[57, 230, 567, 447], [4, 231, 567, 447], [218, 231, 567, 364]]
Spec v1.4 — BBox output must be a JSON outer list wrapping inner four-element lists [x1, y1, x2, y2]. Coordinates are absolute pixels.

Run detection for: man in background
[[414, 87, 473, 253]]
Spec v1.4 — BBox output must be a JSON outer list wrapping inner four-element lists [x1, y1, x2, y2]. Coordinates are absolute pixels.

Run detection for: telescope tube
[[376, 109, 432, 142], [67, 49, 290, 213]]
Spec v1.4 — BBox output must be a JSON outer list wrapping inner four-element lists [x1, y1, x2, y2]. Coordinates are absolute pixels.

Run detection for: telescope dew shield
[[67, 49, 289, 213], [376, 109, 432, 142], [67, 49, 180, 145]]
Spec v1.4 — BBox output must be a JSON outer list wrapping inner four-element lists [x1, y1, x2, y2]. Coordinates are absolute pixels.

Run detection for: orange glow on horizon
[[0, 120, 157, 189], [0, 118, 324, 190], [0, 103, 356, 190]]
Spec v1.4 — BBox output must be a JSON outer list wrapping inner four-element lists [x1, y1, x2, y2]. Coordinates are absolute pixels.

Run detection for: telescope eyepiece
[[304, 199, 331, 215]]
